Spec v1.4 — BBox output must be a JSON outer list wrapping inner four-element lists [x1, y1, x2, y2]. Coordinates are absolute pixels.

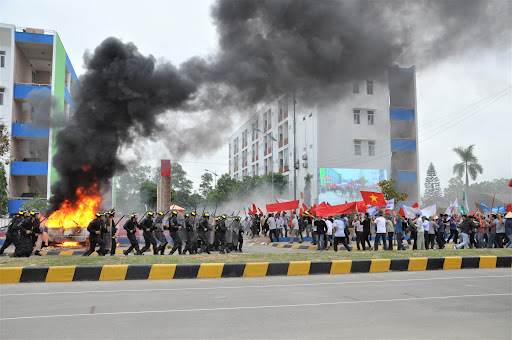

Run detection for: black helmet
[[95, 211, 102, 218], [130, 213, 138, 218], [29, 209, 40, 216], [221, 214, 227, 219], [147, 211, 154, 216], [172, 210, 178, 215], [204, 213, 210, 217], [191, 212, 196, 216], [185, 213, 190, 217], [158, 211, 164, 216]]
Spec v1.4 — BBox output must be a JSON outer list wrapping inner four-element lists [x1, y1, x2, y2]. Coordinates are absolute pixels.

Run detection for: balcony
[[279, 167, 283, 173], [284, 111, 288, 119], [12, 123, 49, 138], [279, 140, 283, 148], [264, 150, 268, 156], [284, 138, 288, 146], [252, 157, 255, 163], [14, 83, 51, 100], [267, 148, 272, 155], [256, 155, 259, 161], [284, 165, 290, 172], [11, 161, 48, 176], [278, 114, 283, 123]]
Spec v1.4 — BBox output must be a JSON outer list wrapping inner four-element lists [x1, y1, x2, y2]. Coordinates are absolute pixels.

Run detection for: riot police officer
[[13, 210, 38, 257], [0, 210, 24, 255], [83, 212, 106, 256], [138, 212, 158, 255], [108, 210, 118, 256], [197, 213, 211, 254], [167, 211, 182, 255], [216, 214, 230, 254], [183, 212, 198, 255], [154, 211, 168, 255], [123, 213, 142, 255]]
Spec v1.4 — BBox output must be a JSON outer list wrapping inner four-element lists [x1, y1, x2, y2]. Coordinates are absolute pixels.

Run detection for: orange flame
[[47, 184, 102, 229], [56, 241, 80, 247]]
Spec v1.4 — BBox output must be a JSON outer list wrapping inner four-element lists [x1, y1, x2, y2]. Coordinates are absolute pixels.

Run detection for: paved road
[[1, 268, 511, 339]]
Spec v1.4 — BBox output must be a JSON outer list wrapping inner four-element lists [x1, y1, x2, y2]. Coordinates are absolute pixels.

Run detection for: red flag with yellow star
[[360, 191, 387, 207]]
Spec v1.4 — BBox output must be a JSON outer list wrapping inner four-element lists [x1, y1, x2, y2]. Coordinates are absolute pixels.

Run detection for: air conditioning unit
[[302, 162, 308, 168], [302, 154, 308, 160]]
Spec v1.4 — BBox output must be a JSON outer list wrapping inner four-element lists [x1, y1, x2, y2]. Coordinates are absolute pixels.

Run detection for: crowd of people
[[1, 208, 511, 257], [245, 210, 512, 251]]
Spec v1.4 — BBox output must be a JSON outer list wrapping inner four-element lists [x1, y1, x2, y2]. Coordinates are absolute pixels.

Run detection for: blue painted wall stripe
[[397, 171, 417, 183], [12, 123, 49, 138], [15, 32, 54, 44], [390, 108, 415, 121], [8, 200, 30, 214], [64, 86, 75, 108], [13, 84, 51, 99], [390, 139, 416, 151], [65, 54, 78, 81], [10, 162, 48, 176]]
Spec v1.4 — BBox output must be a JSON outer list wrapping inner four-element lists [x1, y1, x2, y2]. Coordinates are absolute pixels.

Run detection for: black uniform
[[13, 217, 35, 257], [123, 218, 141, 255], [110, 222, 118, 256], [183, 216, 198, 255], [197, 216, 211, 254], [84, 218, 106, 256], [215, 218, 229, 254], [0, 215, 22, 255], [139, 216, 158, 255], [168, 215, 182, 255], [153, 214, 168, 254]]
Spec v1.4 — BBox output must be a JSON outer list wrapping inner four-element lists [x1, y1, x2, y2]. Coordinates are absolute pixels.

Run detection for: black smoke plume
[[48, 0, 510, 211]]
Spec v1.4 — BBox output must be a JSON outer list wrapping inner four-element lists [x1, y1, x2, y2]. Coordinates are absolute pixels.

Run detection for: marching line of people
[[244, 210, 512, 251], [0, 209, 49, 257]]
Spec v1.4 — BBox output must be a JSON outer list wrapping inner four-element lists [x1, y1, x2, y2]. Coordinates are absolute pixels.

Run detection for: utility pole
[[254, 128, 277, 200]]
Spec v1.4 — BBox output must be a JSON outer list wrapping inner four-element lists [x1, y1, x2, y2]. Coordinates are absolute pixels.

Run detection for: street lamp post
[[254, 128, 277, 200], [204, 169, 218, 189]]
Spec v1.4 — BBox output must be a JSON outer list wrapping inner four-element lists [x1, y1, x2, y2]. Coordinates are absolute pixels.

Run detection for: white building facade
[[229, 66, 419, 206]]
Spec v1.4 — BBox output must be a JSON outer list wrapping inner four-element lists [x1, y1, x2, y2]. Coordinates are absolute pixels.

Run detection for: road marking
[[1, 274, 509, 298], [0, 293, 509, 321], [3, 273, 511, 296], [403, 293, 421, 298], [343, 296, 360, 301]]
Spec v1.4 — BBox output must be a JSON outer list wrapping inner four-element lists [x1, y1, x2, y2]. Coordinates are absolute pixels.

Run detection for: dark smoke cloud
[[48, 0, 510, 210]]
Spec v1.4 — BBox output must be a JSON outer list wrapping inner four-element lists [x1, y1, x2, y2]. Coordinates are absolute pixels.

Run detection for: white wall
[[0, 24, 15, 194]]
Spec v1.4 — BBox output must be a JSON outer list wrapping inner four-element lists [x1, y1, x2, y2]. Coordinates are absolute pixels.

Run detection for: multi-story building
[[228, 66, 419, 206], [0, 24, 78, 214]]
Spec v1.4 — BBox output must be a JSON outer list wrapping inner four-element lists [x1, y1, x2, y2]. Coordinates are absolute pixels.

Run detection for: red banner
[[316, 202, 357, 217], [356, 201, 367, 212], [266, 200, 300, 213]]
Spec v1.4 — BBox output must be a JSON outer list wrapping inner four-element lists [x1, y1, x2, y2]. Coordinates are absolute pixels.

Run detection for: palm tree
[[452, 144, 483, 196]]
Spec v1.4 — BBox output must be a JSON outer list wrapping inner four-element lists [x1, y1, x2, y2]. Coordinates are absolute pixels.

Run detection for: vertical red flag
[[399, 207, 405, 217], [302, 203, 308, 211], [412, 203, 419, 209], [252, 204, 257, 214], [257, 207, 264, 215]]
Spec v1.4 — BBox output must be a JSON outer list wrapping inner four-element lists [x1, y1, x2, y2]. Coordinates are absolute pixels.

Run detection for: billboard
[[318, 168, 387, 205]]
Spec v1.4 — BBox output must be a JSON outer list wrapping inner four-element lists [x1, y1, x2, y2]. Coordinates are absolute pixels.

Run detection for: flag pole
[[490, 192, 496, 216]]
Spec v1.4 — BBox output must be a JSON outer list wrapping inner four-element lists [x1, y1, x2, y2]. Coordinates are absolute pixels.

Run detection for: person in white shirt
[[422, 216, 430, 250], [372, 213, 388, 251], [353, 216, 364, 250], [325, 217, 334, 249], [414, 213, 426, 250], [276, 213, 284, 237], [333, 216, 351, 251], [267, 214, 278, 242], [282, 212, 290, 238], [289, 212, 302, 243]]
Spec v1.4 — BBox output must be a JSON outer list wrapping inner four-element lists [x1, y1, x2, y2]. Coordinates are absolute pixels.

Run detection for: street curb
[[1, 256, 510, 284]]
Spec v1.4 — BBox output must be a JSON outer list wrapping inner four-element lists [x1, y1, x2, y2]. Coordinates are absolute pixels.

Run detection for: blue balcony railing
[[12, 123, 49, 138], [10, 161, 48, 176], [13, 84, 51, 99]]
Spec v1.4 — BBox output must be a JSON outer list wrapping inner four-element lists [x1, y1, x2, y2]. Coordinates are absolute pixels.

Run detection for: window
[[353, 82, 359, 93], [368, 110, 374, 125], [0, 51, 5, 68], [354, 140, 361, 155], [353, 109, 360, 124], [369, 141, 375, 156], [0, 88, 4, 105], [367, 80, 373, 95]]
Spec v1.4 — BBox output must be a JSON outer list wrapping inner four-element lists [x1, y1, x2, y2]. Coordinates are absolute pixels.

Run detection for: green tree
[[0, 165, 8, 215], [21, 195, 49, 213], [378, 179, 408, 206], [423, 162, 442, 206], [117, 165, 153, 212], [303, 173, 312, 207], [0, 120, 10, 164], [139, 180, 157, 210], [452, 144, 483, 196], [199, 172, 213, 198], [171, 163, 193, 206], [188, 192, 204, 211]]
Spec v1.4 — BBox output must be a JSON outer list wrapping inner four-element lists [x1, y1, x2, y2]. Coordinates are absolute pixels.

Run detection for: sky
[[1, 0, 511, 195]]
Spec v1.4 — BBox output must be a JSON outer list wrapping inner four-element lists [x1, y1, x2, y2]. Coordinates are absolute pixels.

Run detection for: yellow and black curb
[[1, 256, 510, 284]]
